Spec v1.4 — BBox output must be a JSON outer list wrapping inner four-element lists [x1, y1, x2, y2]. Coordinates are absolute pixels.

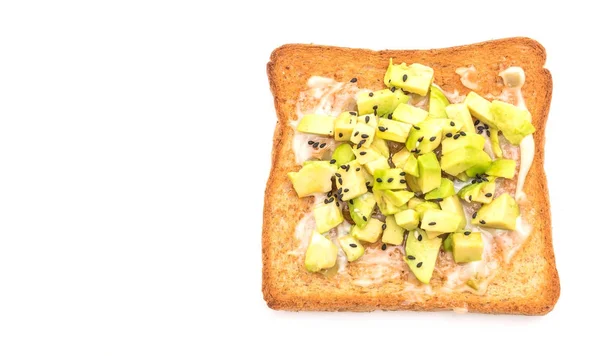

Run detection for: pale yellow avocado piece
[[297, 114, 336, 136], [414, 201, 440, 219], [392, 103, 429, 125], [407, 197, 425, 209], [334, 112, 358, 141], [464, 92, 496, 129], [441, 133, 485, 155], [382, 216, 405, 245], [356, 89, 408, 116], [405, 121, 443, 154], [489, 128, 503, 158], [352, 146, 382, 165], [417, 152, 441, 193], [337, 160, 368, 201], [350, 122, 375, 148], [404, 229, 442, 284], [384, 60, 434, 96], [375, 118, 412, 143], [451, 232, 484, 263], [394, 209, 420, 230], [490, 100, 535, 145], [486, 159, 516, 179], [440, 147, 491, 176], [472, 193, 519, 230], [429, 86, 450, 119], [357, 114, 378, 128], [370, 136, 390, 158], [373, 190, 404, 216], [338, 236, 365, 262], [350, 218, 384, 243], [445, 103, 476, 133], [382, 190, 414, 206], [420, 210, 462, 233], [391, 148, 411, 167], [305, 231, 338, 272], [364, 156, 390, 175], [439, 195, 467, 229], [288, 161, 336, 197], [403, 154, 419, 177], [313, 202, 344, 233]]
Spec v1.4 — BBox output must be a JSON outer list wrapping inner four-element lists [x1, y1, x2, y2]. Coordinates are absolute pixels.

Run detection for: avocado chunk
[[333, 112, 358, 141], [350, 218, 384, 243], [304, 231, 338, 272], [486, 159, 516, 179], [407, 197, 425, 209], [477, 181, 496, 204], [338, 235, 365, 262], [403, 154, 419, 177], [353, 146, 382, 165], [313, 202, 344, 233], [348, 192, 377, 228], [439, 195, 466, 229], [429, 86, 450, 118], [424, 178, 455, 200], [332, 143, 356, 167], [440, 147, 491, 176], [373, 168, 408, 190], [442, 234, 453, 252], [405, 121, 443, 154], [490, 100, 536, 145], [371, 136, 390, 158], [404, 229, 442, 284], [382, 216, 405, 245], [337, 160, 368, 201], [451, 232, 484, 263], [455, 172, 470, 182], [375, 118, 412, 143], [382, 190, 414, 206], [472, 193, 519, 230], [357, 89, 408, 116], [350, 122, 375, 148], [464, 159, 492, 177], [373, 190, 404, 216], [391, 148, 411, 167], [441, 132, 485, 155], [288, 161, 336, 197], [417, 152, 441, 193], [420, 210, 462, 233], [384, 60, 434, 96], [394, 209, 420, 230], [392, 103, 429, 125], [414, 201, 441, 219], [446, 103, 476, 133], [364, 156, 390, 175], [357, 114, 378, 128], [464, 91, 496, 129], [297, 114, 336, 136], [406, 174, 421, 193], [457, 183, 482, 203], [489, 128, 502, 158], [428, 118, 463, 136]]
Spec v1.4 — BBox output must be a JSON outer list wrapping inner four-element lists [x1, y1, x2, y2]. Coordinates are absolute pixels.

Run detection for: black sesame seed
[[480, 219, 486, 224], [415, 149, 421, 154], [382, 224, 387, 230], [344, 188, 349, 192], [340, 165, 347, 169], [350, 112, 357, 116], [330, 159, 336, 164], [350, 77, 357, 83], [414, 126, 421, 130], [336, 202, 340, 207], [450, 121, 455, 127], [400, 179, 406, 183], [356, 167, 361, 171], [338, 178, 343, 185], [469, 195, 472, 201], [359, 139, 366, 145], [354, 131, 359, 137], [387, 113, 393, 120], [391, 87, 396, 92], [474, 120, 480, 125], [460, 131, 466, 136], [349, 243, 357, 248], [335, 173, 341, 177], [313, 142, 319, 148], [400, 172, 406, 176], [338, 133, 343, 138], [418, 136, 424, 142], [379, 126, 387, 132], [402, 74, 408, 82], [428, 222, 437, 226], [357, 143, 362, 149], [373, 105, 378, 110], [376, 178, 383, 183], [472, 212, 477, 218], [416, 262, 423, 268], [407, 255, 416, 260], [484, 124, 489, 129], [464, 231, 471, 235], [382, 244, 387, 251], [429, 136, 436, 142], [319, 143, 326, 148], [361, 134, 369, 139], [349, 199, 354, 204], [446, 133, 453, 137], [485, 193, 492, 197], [362, 216, 367, 221], [486, 130, 491, 137], [369, 92, 374, 97], [418, 235, 422, 241], [387, 178, 393, 183], [324, 198, 330, 204], [365, 116, 370, 123], [482, 177, 489, 182], [327, 191, 332, 197], [308, 140, 314, 145], [453, 134, 460, 139], [359, 151, 366, 156]]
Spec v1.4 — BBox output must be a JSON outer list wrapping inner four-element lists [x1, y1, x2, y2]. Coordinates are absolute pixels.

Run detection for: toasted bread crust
[[263, 38, 560, 315]]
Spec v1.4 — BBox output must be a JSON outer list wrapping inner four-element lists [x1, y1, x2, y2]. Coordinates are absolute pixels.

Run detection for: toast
[[263, 37, 559, 315]]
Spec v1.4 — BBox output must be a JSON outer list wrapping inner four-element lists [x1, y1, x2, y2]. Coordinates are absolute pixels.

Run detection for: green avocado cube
[[371, 136, 390, 158], [384, 60, 434, 96], [357, 114, 378, 128], [451, 232, 484, 263], [403, 154, 419, 177], [313, 202, 344, 233], [490, 100, 536, 145], [486, 159, 516, 179], [439, 195, 466, 229], [405, 122, 443, 154], [336, 160, 367, 201], [392, 103, 429, 125], [490, 128, 503, 158], [440, 147, 491, 176], [373, 168, 407, 190], [441, 133, 485, 155], [404, 229, 442, 284], [391, 148, 411, 167], [457, 183, 482, 203], [429, 86, 450, 119], [288, 161, 336, 198], [352, 146, 382, 165], [414, 201, 441, 220], [331, 143, 356, 167], [350, 122, 375, 148], [373, 190, 404, 216], [350, 218, 384, 243], [417, 152, 441, 193], [472, 193, 519, 230], [348, 192, 377, 228], [375, 118, 412, 143], [382, 216, 405, 245], [338, 236, 365, 262], [446, 103, 476, 133], [357, 89, 408, 117], [334, 112, 358, 141], [364, 156, 390, 175], [305, 231, 338, 272], [382, 190, 414, 206], [420, 210, 462, 233], [424, 178, 455, 200], [297, 114, 335, 136], [394, 209, 420, 230], [465, 91, 496, 129]]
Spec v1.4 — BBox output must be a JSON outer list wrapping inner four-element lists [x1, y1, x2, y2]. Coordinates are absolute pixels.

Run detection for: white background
[[0, 0, 597, 355]]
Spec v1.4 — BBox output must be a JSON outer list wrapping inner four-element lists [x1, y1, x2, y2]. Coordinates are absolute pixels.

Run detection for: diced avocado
[[421, 210, 462, 233], [371, 136, 390, 158], [466, 279, 479, 291], [375, 118, 412, 143], [334, 112, 357, 141], [424, 178, 455, 200], [392, 103, 429, 125], [391, 148, 410, 167], [426, 231, 445, 239], [486, 159, 516, 179], [477, 181, 496, 204], [446, 103, 476, 133], [382, 216, 405, 245], [331, 143, 355, 167], [373, 168, 407, 190], [313, 202, 344, 233], [428, 118, 463, 136], [441, 133, 485, 155], [373, 190, 404, 216], [357, 89, 405, 117], [362, 169, 374, 189], [451, 232, 484, 263], [394, 209, 420, 230], [338, 235, 365, 262], [405, 122, 443, 154], [489, 128, 502, 158], [384, 60, 434, 96], [464, 91, 496, 128], [490, 100, 535, 145], [350, 218, 384, 243], [472, 193, 519, 230], [417, 152, 441, 193], [304, 231, 338, 272], [350, 122, 375, 148], [414, 201, 441, 219], [406, 175, 421, 193], [457, 183, 482, 203], [404, 229, 442, 284], [429, 86, 450, 118], [352, 146, 382, 165], [407, 197, 425, 209], [364, 156, 390, 175], [455, 172, 470, 182], [439, 195, 466, 229], [403, 154, 419, 177], [348, 192, 376, 228], [297, 114, 335, 136], [337, 160, 367, 201], [464, 159, 492, 177], [288, 161, 336, 197], [357, 114, 378, 128], [442, 234, 453, 252], [382, 190, 414, 206], [440, 147, 491, 176]]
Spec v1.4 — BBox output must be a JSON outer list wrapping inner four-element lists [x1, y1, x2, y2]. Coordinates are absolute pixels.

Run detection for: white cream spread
[[456, 65, 479, 90]]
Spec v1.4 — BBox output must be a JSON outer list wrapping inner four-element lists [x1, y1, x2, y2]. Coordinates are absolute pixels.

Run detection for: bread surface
[[263, 37, 559, 314]]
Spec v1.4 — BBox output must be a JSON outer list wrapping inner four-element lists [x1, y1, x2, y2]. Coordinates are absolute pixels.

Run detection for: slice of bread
[[263, 37, 559, 315]]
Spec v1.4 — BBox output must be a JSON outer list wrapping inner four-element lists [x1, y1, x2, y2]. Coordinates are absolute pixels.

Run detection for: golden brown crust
[[263, 37, 560, 315]]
